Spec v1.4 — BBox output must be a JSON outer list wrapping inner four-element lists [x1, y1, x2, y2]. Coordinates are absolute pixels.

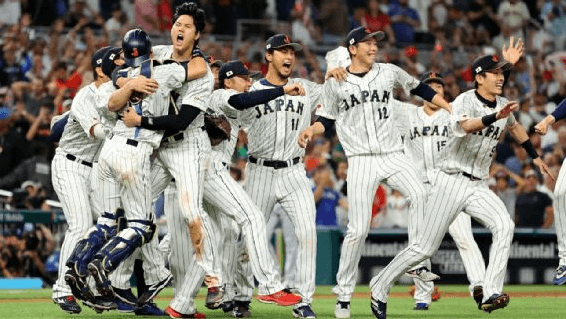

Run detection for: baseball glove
[[204, 110, 231, 146]]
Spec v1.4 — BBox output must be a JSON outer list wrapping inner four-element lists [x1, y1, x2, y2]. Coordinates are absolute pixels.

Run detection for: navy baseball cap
[[420, 71, 445, 86], [91, 46, 113, 68], [219, 61, 249, 85], [101, 47, 122, 78], [265, 34, 302, 52], [472, 55, 512, 77], [345, 27, 385, 47]]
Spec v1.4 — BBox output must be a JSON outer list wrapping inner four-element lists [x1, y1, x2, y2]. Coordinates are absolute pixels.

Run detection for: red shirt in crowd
[[361, 12, 390, 32]]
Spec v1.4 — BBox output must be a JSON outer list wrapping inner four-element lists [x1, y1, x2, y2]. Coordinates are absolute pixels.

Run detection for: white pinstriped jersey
[[394, 100, 451, 183], [240, 78, 322, 161], [59, 83, 104, 162], [111, 62, 186, 149], [317, 63, 420, 157], [208, 89, 241, 164], [96, 81, 119, 130], [152, 45, 214, 131], [439, 89, 516, 179]]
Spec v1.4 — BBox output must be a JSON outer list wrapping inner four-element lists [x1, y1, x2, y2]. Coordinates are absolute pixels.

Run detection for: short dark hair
[[173, 2, 206, 39]]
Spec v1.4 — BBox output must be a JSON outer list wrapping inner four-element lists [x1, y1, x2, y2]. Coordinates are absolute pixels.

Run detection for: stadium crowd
[[0, 0, 565, 279]]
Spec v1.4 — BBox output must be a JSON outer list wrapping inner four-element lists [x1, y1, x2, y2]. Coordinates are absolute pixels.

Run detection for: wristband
[[140, 116, 150, 129], [521, 140, 539, 159], [481, 113, 497, 127]]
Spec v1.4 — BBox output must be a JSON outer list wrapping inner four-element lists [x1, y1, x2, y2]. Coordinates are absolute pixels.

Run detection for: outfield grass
[[1, 285, 566, 318]]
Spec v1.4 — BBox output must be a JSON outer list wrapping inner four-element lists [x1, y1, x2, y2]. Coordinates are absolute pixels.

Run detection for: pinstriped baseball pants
[[244, 162, 317, 306], [370, 171, 513, 303]]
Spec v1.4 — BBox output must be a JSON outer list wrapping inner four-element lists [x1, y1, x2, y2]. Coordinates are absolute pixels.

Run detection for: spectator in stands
[[312, 164, 348, 226], [506, 141, 531, 175], [0, 0, 22, 26], [135, 0, 160, 35], [0, 48, 25, 87], [359, 0, 395, 45], [334, 160, 347, 197], [491, 163, 525, 220], [467, 0, 499, 38], [105, 4, 129, 43], [0, 235, 24, 277], [0, 107, 31, 178], [21, 224, 55, 285], [158, 0, 174, 33], [497, 0, 531, 41], [540, 0, 566, 51], [317, 0, 350, 45], [387, 0, 420, 45], [290, 0, 317, 45], [381, 189, 409, 228], [515, 169, 554, 228]]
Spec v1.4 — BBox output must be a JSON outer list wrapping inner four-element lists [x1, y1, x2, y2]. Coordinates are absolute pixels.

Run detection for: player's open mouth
[[176, 34, 184, 45], [282, 62, 291, 71]]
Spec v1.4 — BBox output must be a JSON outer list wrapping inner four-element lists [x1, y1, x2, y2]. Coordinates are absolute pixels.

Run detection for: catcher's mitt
[[204, 110, 231, 146]]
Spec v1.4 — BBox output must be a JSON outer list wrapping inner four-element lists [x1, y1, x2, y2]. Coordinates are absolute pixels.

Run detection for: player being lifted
[[299, 26, 451, 319], [368, 37, 554, 319]]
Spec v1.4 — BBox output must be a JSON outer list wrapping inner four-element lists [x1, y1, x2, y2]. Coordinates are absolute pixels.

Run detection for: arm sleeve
[[409, 82, 436, 102], [140, 104, 201, 131], [315, 115, 335, 133], [227, 87, 285, 110], [551, 98, 566, 121], [316, 79, 339, 120], [71, 90, 101, 138]]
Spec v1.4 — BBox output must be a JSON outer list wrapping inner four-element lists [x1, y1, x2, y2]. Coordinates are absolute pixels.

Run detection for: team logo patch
[[226, 70, 233, 77], [96, 58, 102, 65], [266, 44, 271, 49], [108, 53, 116, 60], [430, 72, 437, 78], [365, 28, 372, 34], [349, 38, 355, 45], [284, 35, 291, 44], [475, 66, 482, 73], [492, 55, 498, 62], [132, 48, 139, 57]]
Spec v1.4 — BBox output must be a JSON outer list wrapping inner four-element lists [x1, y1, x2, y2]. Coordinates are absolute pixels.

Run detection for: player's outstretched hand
[[326, 67, 348, 82], [298, 126, 314, 148], [533, 157, 556, 181], [131, 76, 159, 95], [122, 107, 142, 127], [284, 83, 305, 96], [496, 101, 518, 119], [502, 36, 524, 65], [534, 115, 556, 135]]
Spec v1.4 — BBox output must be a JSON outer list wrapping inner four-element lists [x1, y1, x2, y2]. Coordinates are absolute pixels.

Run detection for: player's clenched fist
[[496, 101, 518, 119], [534, 115, 556, 135], [284, 83, 305, 96], [298, 122, 325, 148]]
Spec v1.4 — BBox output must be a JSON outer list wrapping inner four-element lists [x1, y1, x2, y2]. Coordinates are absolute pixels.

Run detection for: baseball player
[[394, 72, 486, 311], [236, 33, 329, 319], [51, 46, 119, 314], [535, 97, 566, 284], [368, 41, 554, 319], [300, 26, 451, 319], [64, 29, 198, 304]]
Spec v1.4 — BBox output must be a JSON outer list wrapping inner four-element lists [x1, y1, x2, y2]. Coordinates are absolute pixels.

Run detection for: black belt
[[248, 156, 300, 169], [462, 172, 482, 181], [163, 132, 184, 144], [110, 135, 139, 147], [66, 154, 93, 168]]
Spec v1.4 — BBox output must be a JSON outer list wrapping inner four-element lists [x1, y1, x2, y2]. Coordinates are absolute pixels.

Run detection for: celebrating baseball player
[[368, 38, 554, 318], [394, 71, 487, 311], [236, 33, 325, 318], [301, 26, 451, 319]]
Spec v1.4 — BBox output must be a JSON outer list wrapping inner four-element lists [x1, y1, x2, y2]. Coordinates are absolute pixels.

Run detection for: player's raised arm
[[459, 101, 518, 133], [507, 122, 555, 181]]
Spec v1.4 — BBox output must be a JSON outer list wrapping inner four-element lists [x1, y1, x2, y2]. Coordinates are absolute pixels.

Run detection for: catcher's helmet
[[122, 29, 151, 67]]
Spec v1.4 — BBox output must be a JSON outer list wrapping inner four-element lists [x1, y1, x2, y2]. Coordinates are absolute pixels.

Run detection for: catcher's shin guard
[[94, 227, 145, 273], [66, 222, 116, 276]]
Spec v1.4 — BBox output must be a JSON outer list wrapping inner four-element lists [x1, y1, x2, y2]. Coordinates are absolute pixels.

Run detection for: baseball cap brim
[[423, 77, 445, 86], [270, 43, 302, 52], [474, 61, 513, 77], [361, 31, 385, 42]]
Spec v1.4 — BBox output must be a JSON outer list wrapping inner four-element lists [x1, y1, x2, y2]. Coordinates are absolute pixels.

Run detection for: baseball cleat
[[112, 287, 137, 305], [293, 304, 317, 318], [135, 302, 165, 316], [221, 300, 235, 313], [480, 293, 510, 313], [370, 296, 386, 319], [256, 288, 302, 306], [414, 303, 429, 310], [473, 286, 483, 309], [232, 301, 251, 318], [138, 273, 173, 306], [53, 295, 82, 314], [553, 265, 566, 285], [88, 259, 115, 299], [64, 268, 94, 302], [334, 301, 350, 318], [205, 285, 224, 309], [406, 267, 440, 282], [164, 305, 206, 318]]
